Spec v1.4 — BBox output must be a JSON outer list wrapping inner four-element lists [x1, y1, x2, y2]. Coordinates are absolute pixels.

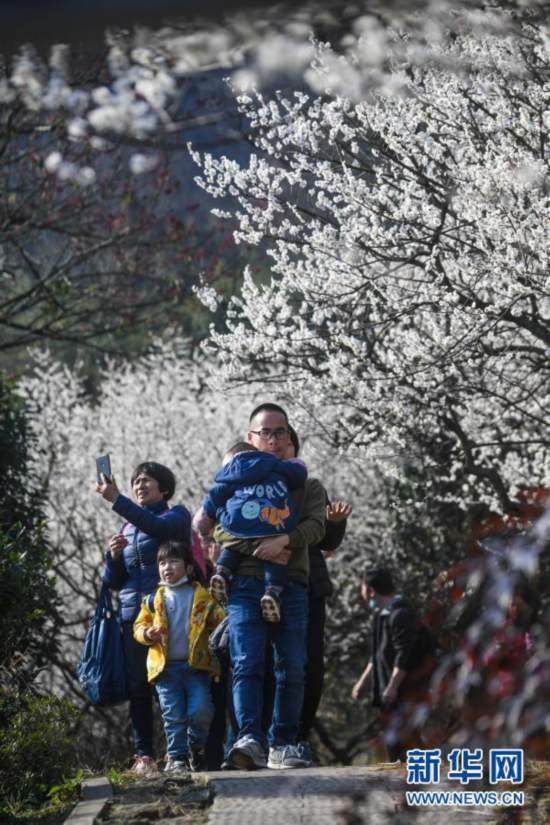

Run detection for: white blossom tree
[[193, 18, 550, 517], [1, 3, 545, 180], [189, 15, 550, 761]]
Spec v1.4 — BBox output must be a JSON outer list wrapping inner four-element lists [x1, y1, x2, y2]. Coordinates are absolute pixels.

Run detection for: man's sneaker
[[267, 744, 310, 770], [129, 755, 158, 776], [209, 572, 229, 605], [189, 748, 206, 772], [164, 757, 189, 774], [226, 735, 267, 770], [296, 740, 317, 767], [260, 589, 281, 623]]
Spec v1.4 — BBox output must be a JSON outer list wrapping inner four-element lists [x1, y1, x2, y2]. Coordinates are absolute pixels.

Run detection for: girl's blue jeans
[[155, 661, 213, 760]]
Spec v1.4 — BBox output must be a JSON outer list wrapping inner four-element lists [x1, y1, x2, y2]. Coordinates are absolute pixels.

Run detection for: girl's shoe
[[129, 755, 158, 776]]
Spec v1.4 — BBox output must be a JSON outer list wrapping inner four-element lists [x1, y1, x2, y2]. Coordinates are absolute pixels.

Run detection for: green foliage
[[0, 378, 31, 526], [46, 771, 82, 807], [105, 767, 128, 786], [0, 377, 68, 813], [0, 524, 58, 667], [0, 691, 78, 813], [0, 379, 59, 668]]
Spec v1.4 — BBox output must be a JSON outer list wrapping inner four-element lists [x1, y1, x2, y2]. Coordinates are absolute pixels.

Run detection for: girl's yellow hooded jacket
[[133, 581, 225, 683]]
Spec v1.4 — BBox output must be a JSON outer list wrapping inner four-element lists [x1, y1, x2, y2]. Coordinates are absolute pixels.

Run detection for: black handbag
[[208, 615, 230, 671]]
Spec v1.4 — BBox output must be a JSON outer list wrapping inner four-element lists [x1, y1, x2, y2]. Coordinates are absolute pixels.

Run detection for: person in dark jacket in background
[[351, 567, 433, 762], [286, 426, 352, 766], [97, 461, 191, 775]]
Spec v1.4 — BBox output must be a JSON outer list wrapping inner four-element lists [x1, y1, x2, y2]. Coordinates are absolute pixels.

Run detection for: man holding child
[[213, 403, 326, 770]]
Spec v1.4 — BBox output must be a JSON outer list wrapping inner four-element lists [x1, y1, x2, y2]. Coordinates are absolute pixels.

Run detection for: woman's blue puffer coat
[[102, 494, 191, 622]]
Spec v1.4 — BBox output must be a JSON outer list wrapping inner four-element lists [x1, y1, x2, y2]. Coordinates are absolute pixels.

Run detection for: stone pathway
[[96, 774, 212, 825], [89, 765, 503, 825], [206, 766, 497, 825]]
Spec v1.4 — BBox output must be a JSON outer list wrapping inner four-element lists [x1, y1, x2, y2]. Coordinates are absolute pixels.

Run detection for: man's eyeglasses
[[249, 428, 289, 441]]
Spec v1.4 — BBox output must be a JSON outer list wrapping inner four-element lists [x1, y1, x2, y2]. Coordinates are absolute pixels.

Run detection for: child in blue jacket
[[193, 442, 306, 622]]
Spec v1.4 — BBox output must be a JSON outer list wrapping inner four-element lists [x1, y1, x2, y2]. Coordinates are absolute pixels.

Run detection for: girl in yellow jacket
[[134, 540, 225, 772]]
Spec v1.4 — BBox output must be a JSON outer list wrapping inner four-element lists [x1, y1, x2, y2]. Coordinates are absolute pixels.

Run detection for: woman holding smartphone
[[97, 461, 191, 776]]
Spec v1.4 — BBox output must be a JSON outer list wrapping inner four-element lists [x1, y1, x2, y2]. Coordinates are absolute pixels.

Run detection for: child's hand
[[326, 501, 353, 523], [203, 538, 221, 565], [146, 626, 163, 644]]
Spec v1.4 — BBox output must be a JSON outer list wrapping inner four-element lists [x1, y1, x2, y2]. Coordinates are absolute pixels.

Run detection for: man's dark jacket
[[371, 596, 429, 707], [308, 518, 346, 598]]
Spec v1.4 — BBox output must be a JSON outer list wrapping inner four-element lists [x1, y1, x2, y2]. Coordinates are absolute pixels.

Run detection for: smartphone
[[96, 454, 112, 483]]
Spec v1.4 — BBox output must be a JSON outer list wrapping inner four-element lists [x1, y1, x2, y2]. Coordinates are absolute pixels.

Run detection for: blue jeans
[[155, 661, 214, 760], [218, 548, 287, 591], [228, 575, 307, 749]]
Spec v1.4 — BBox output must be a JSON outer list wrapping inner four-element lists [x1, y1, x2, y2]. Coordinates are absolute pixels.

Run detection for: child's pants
[[218, 546, 287, 591], [155, 661, 214, 760]]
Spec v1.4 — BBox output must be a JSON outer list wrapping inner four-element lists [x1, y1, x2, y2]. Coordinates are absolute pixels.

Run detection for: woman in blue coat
[[97, 461, 191, 775]]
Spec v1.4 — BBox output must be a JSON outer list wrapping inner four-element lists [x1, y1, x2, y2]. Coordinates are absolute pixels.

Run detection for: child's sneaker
[[260, 589, 281, 623], [209, 572, 229, 604]]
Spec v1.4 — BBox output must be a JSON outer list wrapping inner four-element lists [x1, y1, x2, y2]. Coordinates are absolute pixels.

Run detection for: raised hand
[[326, 501, 353, 523]]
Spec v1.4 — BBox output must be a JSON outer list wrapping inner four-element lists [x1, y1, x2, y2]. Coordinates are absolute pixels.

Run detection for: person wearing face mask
[[97, 461, 191, 776], [351, 566, 436, 762]]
